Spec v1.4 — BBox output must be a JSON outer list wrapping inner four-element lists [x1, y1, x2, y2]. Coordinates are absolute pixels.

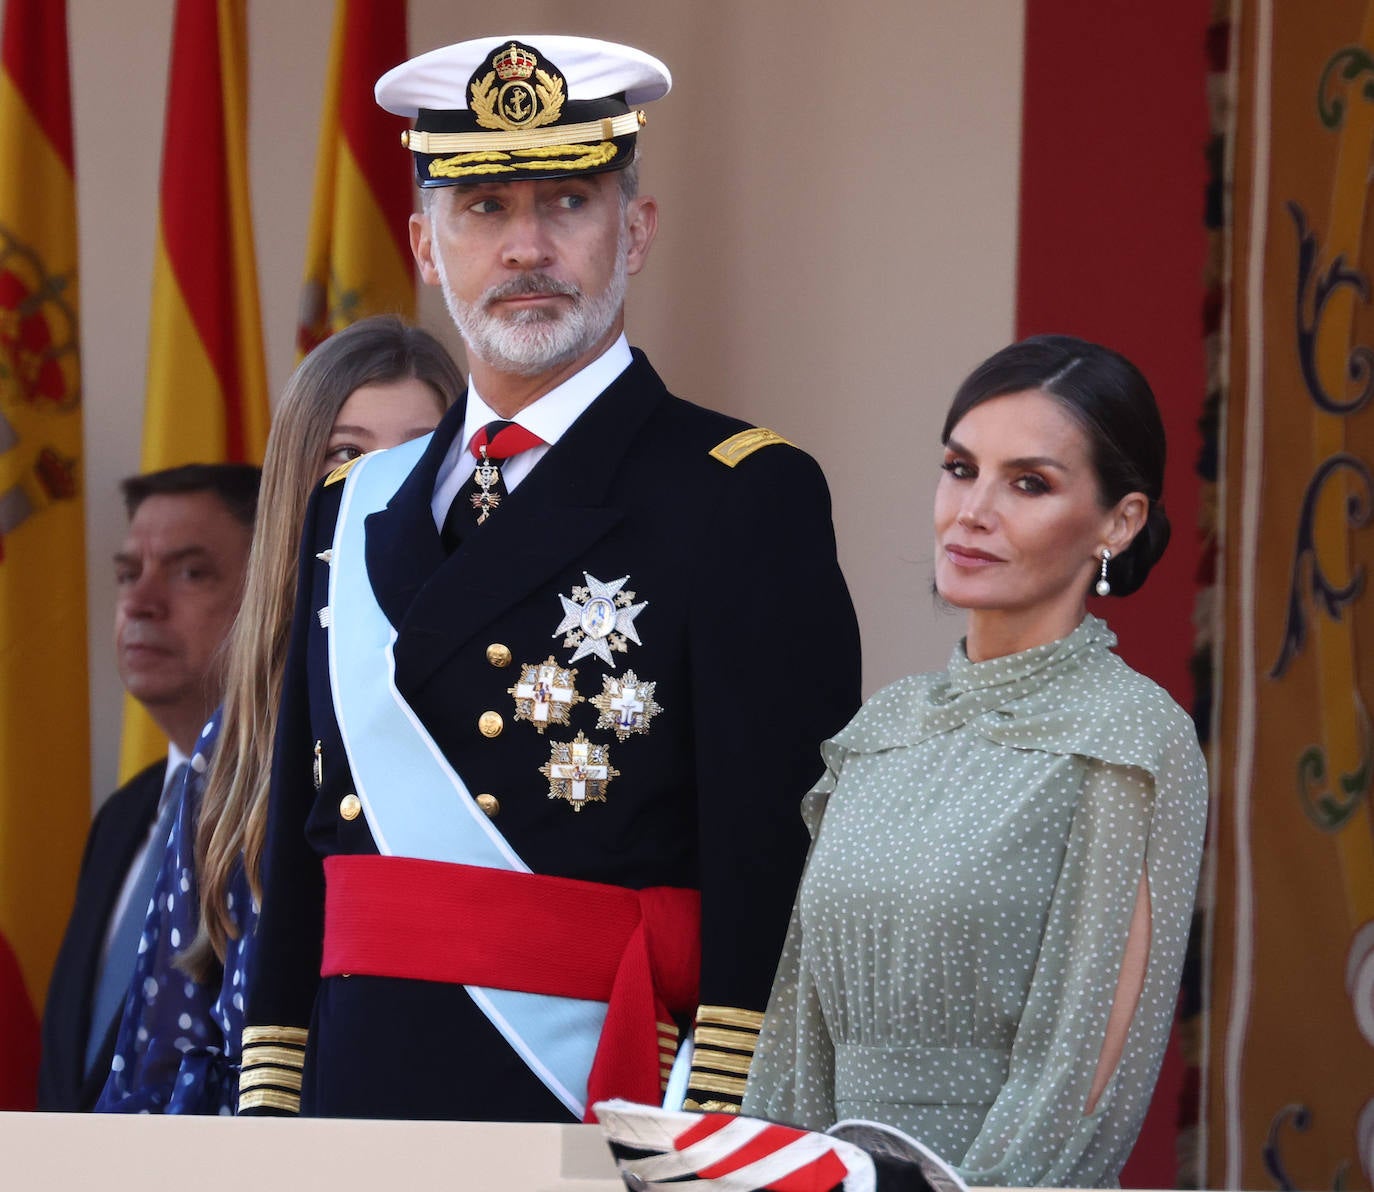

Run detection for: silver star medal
[[554, 572, 647, 665]]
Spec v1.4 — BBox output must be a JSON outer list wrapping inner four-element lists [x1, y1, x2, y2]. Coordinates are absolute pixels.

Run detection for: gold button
[[475, 793, 500, 818], [486, 643, 512, 667], [478, 711, 504, 738], [339, 793, 361, 821]]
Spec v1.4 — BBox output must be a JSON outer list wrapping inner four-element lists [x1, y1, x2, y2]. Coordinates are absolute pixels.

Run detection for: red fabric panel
[[1017, 0, 1209, 709], [1018, 4, 1211, 1187], [0, 931, 38, 1110]]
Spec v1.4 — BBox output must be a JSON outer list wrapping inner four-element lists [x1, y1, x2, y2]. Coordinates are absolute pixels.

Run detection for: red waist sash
[[321, 854, 701, 1118]]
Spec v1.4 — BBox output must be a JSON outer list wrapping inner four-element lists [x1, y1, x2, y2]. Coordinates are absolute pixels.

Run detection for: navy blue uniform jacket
[[244, 352, 861, 1119]]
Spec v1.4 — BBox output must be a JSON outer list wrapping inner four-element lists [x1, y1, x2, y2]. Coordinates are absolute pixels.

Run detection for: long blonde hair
[[182, 316, 463, 979]]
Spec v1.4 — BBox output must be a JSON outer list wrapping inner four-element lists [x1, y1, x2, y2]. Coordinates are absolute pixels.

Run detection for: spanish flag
[[118, 0, 269, 781], [0, 0, 88, 1108], [297, 0, 414, 357]]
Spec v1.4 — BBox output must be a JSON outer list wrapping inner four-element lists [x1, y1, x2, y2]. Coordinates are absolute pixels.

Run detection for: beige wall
[[68, 0, 1025, 804]]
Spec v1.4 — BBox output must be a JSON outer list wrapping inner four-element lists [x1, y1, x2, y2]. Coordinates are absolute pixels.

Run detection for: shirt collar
[[461, 334, 632, 453], [161, 742, 190, 812]]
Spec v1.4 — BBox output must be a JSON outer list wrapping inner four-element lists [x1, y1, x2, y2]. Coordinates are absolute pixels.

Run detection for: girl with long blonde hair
[[97, 316, 464, 1113]]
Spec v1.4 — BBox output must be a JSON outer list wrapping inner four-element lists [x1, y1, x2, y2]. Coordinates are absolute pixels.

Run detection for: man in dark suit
[[241, 35, 860, 1121], [37, 464, 258, 1111]]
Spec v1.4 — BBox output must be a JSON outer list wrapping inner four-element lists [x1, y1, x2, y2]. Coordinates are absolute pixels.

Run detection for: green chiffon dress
[[741, 616, 1208, 1188]]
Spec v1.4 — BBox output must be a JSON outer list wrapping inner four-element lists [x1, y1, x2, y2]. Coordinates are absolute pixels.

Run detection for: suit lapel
[[389, 353, 668, 695]]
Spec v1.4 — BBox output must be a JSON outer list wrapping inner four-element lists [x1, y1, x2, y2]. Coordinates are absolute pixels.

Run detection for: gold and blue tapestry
[[1210, 3, 1374, 1187]]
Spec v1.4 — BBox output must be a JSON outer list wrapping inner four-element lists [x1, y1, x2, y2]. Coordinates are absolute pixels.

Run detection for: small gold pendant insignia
[[470, 448, 502, 524], [553, 572, 648, 665], [509, 656, 584, 733], [540, 731, 619, 811], [592, 669, 662, 741]]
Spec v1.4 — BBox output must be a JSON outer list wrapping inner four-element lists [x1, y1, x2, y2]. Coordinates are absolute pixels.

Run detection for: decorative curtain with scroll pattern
[[1209, 3, 1374, 1187]]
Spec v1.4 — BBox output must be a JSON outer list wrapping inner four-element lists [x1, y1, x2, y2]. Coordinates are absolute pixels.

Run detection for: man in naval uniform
[[241, 34, 860, 1122]]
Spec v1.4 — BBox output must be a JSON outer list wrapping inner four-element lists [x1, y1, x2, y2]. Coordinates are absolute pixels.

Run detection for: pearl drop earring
[[1095, 549, 1111, 597]]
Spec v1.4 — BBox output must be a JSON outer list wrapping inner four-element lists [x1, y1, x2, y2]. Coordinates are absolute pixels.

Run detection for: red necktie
[[442, 420, 545, 550]]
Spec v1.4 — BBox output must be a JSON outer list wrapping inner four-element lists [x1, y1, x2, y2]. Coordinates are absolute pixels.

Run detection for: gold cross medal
[[541, 731, 619, 811], [553, 572, 648, 665], [592, 669, 662, 741], [470, 447, 502, 524], [508, 656, 584, 733]]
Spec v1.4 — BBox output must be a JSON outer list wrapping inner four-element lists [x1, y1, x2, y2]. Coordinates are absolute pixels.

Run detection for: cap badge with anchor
[[376, 34, 672, 187]]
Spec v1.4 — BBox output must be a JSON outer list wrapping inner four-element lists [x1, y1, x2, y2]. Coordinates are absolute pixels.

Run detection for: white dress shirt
[[430, 334, 633, 530]]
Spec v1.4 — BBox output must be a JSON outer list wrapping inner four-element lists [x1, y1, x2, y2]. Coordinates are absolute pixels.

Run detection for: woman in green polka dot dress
[[742, 335, 1208, 1188]]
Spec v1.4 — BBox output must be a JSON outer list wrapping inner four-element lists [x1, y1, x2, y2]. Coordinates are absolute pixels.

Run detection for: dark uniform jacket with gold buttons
[[242, 352, 861, 1120]]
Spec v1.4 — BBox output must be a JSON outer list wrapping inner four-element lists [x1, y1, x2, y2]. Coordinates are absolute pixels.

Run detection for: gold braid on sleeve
[[238, 1026, 308, 1115], [683, 1004, 765, 1114]]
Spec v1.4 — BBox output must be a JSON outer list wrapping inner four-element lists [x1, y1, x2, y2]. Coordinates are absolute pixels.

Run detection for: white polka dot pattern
[[742, 615, 1207, 1188]]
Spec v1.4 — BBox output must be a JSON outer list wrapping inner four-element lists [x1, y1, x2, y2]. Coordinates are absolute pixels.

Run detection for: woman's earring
[[1095, 549, 1112, 597]]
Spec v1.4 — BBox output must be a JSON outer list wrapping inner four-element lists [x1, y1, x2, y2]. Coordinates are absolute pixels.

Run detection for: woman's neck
[[963, 601, 1088, 663]]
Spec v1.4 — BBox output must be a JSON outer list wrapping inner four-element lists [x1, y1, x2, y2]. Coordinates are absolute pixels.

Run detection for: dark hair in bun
[[940, 333, 1170, 597]]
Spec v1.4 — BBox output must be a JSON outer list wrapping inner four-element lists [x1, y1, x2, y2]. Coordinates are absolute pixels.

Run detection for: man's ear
[[624, 195, 658, 277], [410, 211, 440, 286]]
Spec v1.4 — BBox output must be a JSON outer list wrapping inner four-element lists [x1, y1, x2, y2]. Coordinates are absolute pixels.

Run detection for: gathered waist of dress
[[833, 1042, 1010, 1106]]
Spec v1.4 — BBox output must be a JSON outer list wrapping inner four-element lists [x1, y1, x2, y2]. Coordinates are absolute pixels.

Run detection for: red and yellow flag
[[297, 0, 413, 357], [118, 0, 269, 780], [0, 0, 88, 1109]]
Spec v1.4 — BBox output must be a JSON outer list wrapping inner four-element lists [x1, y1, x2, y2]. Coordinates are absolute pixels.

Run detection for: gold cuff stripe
[[696, 1004, 765, 1031], [242, 1025, 309, 1048], [691, 1046, 753, 1076], [656, 1021, 678, 1039], [659, 1053, 678, 1069], [239, 1088, 301, 1114], [240, 1045, 306, 1070], [238, 1066, 304, 1093], [709, 429, 792, 468], [692, 1025, 758, 1053], [408, 111, 643, 155], [684, 1098, 743, 1115], [688, 1070, 748, 1098]]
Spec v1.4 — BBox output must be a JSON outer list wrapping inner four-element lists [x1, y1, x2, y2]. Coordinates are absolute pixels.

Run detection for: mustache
[[482, 273, 580, 305]]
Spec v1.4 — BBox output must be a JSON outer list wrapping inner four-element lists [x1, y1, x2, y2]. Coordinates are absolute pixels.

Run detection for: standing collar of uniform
[[461, 333, 633, 450]]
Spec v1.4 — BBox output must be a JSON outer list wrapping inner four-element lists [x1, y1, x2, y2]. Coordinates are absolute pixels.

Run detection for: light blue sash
[[326, 438, 607, 1119]]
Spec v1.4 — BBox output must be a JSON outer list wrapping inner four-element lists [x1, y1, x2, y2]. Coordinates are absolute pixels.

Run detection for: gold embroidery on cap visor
[[412, 110, 645, 181], [429, 141, 620, 180]]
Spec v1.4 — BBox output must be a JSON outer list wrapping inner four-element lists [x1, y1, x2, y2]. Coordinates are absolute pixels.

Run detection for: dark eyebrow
[[944, 438, 1069, 472]]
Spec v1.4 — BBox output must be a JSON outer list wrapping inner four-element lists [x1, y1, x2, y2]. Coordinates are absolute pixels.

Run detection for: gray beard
[[438, 231, 630, 377]]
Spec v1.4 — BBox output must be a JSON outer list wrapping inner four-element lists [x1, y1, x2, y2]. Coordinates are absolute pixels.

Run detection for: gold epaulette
[[324, 456, 362, 486], [684, 1003, 766, 1113], [238, 1025, 308, 1114], [709, 428, 793, 468]]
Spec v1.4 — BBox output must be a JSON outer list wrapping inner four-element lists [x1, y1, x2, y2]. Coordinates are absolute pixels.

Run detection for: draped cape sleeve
[[742, 616, 1208, 1187]]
